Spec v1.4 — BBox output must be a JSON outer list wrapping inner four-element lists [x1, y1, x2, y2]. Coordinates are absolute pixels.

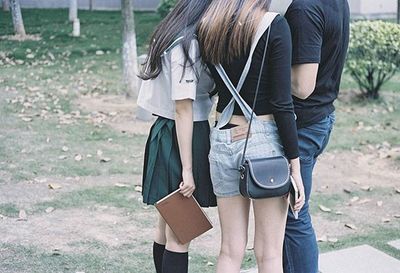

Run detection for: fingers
[[294, 191, 305, 211], [179, 182, 195, 197]]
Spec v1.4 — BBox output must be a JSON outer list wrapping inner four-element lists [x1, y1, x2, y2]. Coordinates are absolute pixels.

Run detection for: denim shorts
[[208, 119, 285, 197]]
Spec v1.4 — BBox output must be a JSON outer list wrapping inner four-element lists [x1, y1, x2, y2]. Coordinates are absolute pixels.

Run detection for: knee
[[154, 225, 166, 245], [220, 238, 247, 261], [165, 230, 189, 252], [254, 245, 282, 265]]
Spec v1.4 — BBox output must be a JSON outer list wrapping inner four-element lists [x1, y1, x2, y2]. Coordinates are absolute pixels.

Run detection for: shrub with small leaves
[[346, 20, 400, 99], [157, 0, 177, 18]]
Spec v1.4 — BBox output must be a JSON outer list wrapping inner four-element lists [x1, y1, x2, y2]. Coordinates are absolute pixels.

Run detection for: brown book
[[155, 189, 213, 244]]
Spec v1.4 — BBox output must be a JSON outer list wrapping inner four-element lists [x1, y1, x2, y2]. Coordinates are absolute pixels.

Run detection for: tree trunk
[[3, 0, 10, 11], [121, 0, 139, 98], [10, 0, 25, 36], [397, 0, 400, 24], [89, 0, 93, 11], [69, 0, 78, 22]]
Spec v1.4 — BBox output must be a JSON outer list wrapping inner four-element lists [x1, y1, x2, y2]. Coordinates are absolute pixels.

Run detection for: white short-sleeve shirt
[[137, 38, 215, 122]]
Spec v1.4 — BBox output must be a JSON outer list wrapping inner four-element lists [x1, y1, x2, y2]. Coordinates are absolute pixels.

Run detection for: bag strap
[[215, 12, 278, 127], [240, 26, 271, 166]]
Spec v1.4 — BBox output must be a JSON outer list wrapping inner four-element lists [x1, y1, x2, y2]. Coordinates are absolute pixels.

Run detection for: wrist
[[182, 167, 193, 173], [289, 157, 301, 173]]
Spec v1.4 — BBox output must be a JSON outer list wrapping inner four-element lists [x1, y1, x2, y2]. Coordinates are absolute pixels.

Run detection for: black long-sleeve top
[[207, 15, 299, 159]]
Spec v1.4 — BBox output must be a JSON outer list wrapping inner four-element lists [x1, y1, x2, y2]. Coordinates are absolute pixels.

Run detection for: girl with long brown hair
[[198, 1, 305, 272]]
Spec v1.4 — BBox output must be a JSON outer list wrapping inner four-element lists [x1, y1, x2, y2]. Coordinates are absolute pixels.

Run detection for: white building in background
[[271, 0, 397, 18], [1, 0, 398, 18]]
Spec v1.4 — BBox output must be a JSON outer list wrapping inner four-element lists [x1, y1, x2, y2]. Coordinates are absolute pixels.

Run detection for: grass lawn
[[1, 9, 400, 273]]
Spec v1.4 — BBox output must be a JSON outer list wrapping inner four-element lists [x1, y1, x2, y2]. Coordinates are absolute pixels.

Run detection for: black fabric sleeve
[[285, 4, 324, 65], [266, 17, 299, 159]]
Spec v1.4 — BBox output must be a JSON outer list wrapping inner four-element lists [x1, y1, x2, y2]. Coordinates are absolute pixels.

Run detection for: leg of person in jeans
[[283, 113, 335, 273]]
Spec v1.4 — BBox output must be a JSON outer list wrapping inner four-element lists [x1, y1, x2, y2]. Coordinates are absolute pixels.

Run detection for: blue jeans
[[283, 112, 336, 273]]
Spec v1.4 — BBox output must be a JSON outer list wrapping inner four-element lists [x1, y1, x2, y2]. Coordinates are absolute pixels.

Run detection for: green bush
[[346, 20, 400, 99], [157, 0, 177, 18]]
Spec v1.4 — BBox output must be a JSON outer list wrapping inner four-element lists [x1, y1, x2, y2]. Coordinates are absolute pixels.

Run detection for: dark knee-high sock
[[153, 242, 165, 273], [162, 249, 189, 273]]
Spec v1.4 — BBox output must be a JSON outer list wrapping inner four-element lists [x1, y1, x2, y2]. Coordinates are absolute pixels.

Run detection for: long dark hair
[[198, 0, 271, 64], [140, 0, 212, 80]]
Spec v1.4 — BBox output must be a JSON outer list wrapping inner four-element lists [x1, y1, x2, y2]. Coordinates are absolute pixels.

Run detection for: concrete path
[[319, 245, 400, 273], [241, 243, 400, 273], [388, 239, 400, 250]]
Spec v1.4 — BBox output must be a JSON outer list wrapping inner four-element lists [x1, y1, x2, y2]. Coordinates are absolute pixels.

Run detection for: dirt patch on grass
[[76, 95, 154, 135], [313, 151, 400, 193], [0, 207, 151, 252]]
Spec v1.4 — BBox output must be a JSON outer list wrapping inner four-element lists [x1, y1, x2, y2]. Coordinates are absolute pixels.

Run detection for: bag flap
[[246, 156, 290, 189]]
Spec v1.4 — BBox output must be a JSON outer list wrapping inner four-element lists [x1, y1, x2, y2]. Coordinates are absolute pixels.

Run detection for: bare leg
[[155, 213, 167, 245], [153, 213, 167, 273], [163, 224, 190, 273], [216, 196, 251, 273], [253, 197, 288, 273], [165, 224, 190, 252]]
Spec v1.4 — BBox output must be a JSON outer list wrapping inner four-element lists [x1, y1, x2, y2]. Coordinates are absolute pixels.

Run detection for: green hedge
[[346, 21, 400, 99]]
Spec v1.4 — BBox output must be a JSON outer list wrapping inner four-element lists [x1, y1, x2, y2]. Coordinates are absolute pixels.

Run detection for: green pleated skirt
[[142, 117, 217, 207]]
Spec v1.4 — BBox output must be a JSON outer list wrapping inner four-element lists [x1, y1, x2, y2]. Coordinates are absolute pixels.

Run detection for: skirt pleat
[[141, 117, 217, 207]]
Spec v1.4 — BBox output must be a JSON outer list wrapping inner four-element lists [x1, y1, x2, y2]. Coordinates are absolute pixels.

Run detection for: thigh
[[217, 196, 251, 249], [253, 197, 288, 252]]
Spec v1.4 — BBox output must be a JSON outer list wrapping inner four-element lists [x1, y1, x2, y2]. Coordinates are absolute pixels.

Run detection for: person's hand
[[179, 169, 196, 198], [291, 172, 305, 212]]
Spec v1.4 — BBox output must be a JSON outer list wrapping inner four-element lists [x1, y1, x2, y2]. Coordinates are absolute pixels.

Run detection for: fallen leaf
[[377, 201, 383, 207], [58, 155, 67, 160], [48, 183, 62, 190], [62, 146, 69, 152], [358, 198, 372, 205], [317, 235, 328, 242], [393, 215, 400, 219], [328, 238, 338, 243], [395, 188, 400, 194], [74, 154, 82, 161], [21, 117, 33, 122], [335, 211, 343, 215], [350, 196, 360, 203], [100, 157, 111, 163], [206, 262, 214, 266], [344, 223, 357, 230], [135, 185, 142, 193], [115, 183, 129, 188], [45, 207, 55, 213], [382, 218, 391, 223], [0, 214, 6, 220], [319, 205, 332, 213], [52, 249, 61, 256], [361, 186, 372, 191], [17, 210, 27, 221], [97, 150, 103, 156], [343, 188, 352, 194]]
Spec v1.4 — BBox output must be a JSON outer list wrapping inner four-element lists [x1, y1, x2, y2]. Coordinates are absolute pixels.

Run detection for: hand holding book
[[155, 189, 213, 244]]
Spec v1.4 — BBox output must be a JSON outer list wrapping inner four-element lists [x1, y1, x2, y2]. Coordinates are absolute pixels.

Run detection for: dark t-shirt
[[208, 16, 299, 159], [285, 0, 350, 128]]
